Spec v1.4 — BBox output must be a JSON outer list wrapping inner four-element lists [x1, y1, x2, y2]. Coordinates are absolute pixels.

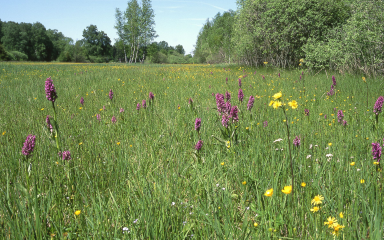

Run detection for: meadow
[[0, 62, 383, 239]]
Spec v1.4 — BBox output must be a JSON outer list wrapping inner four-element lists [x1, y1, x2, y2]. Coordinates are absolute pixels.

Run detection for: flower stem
[[52, 101, 60, 152], [282, 108, 294, 195]]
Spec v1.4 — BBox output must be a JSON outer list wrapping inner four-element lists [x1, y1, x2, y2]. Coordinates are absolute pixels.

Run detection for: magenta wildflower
[[195, 140, 203, 151], [46, 116, 53, 132], [225, 91, 231, 102], [103, 106, 106, 111], [195, 118, 202, 132], [96, 114, 101, 121], [238, 78, 242, 87], [189, 98, 193, 105], [300, 75, 302, 80], [111, 116, 117, 123], [225, 102, 232, 113], [293, 136, 301, 147], [22, 135, 36, 156], [45, 77, 57, 102], [372, 142, 382, 162], [263, 121, 268, 127], [136, 103, 140, 111], [342, 120, 348, 126], [304, 108, 309, 116], [215, 93, 225, 112], [324, 114, 327, 119], [109, 89, 113, 100], [278, 73, 280, 77], [149, 92, 154, 100], [247, 95, 255, 111], [222, 114, 229, 128], [238, 89, 244, 102], [230, 106, 239, 122], [142, 99, 147, 109], [332, 75, 336, 86], [262, 75, 265, 80], [120, 108, 124, 113], [80, 97, 84, 105], [337, 110, 344, 123], [373, 96, 384, 115], [62, 151, 71, 161]]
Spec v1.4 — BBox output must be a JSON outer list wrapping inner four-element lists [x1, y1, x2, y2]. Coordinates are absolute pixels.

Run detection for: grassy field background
[[0, 62, 383, 239]]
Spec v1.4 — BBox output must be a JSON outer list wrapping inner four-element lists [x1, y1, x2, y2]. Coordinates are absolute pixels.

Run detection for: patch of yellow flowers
[[269, 92, 298, 109]]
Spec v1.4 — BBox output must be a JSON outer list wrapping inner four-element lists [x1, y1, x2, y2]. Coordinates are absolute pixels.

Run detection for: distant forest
[[1, 0, 383, 75]]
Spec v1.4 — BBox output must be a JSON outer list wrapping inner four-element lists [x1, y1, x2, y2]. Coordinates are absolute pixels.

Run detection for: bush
[[0, 44, 10, 61], [8, 51, 28, 61]]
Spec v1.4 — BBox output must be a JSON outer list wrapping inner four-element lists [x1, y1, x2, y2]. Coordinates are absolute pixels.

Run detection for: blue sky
[[0, 0, 237, 55]]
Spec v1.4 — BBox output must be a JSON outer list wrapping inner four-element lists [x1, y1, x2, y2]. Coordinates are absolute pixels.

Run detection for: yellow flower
[[226, 141, 230, 148], [299, 63, 302, 66], [339, 212, 344, 218], [129, 145, 133, 147], [2, 131, 5, 135], [288, 100, 298, 109], [117, 142, 120, 145], [272, 92, 282, 100], [254, 222, 258, 227], [264, 188, 273, 197], [324, 217, 337, 228], [301, 182, 306, 187], [328, 143, 332, 146], [272, 101, 282, 109], [350, 162, 355, 166], [75, 210, 81, 216], [221, 162, 225, 166], [269, 100, 275, 106], [362, 77, 366, 82], [310, 206, 320, 212], [99, 108, 103, 111], [242, 181, 247, 185], [281, 185, 292, 194], [264, 62, 268, 65], [360, 179, 365, 184], [246, 127, 249, 130], [41, 108, 44, 110], [299, 58, 304, 62], [79, 107, 82, 110], [79, 142, 83, 145], [332, 223, 345, 235], [311, 195, 324, 205], [374, 161, 379, 165], [319, 113, 323, 116]]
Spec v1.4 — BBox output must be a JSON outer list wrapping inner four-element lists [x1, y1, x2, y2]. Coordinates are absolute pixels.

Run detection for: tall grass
[[0, 62, 383, 239]]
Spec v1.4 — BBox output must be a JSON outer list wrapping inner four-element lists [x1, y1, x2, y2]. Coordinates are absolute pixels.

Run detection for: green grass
[[0, 62, 383, 239]]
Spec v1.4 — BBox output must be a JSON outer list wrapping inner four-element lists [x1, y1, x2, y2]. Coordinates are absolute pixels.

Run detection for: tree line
[[194, 0, 384, 75]]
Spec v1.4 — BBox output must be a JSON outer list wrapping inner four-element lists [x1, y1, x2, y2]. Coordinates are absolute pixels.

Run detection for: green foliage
[[7, 51, 28, 61], [82, 25, 112, 61], [0, 44, 9, 61]]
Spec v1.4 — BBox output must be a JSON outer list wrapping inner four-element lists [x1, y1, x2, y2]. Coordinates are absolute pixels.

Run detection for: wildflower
[[264, 188, 273, 197], [263, 121, 268, 127], [310, 206, 320, 212], [75, 210, 81, 216], [230, 106, 239, 122], [304, 108, 309, 116], [195, 140, 203, 151], [306, 155, 311, 159], [287, 100, 298, 109], [221, 162, 225, 166], [350, 162, 355, 166], [142, 100, 146, 109], [339, 212, 343, 218], [238, 78, 242, 87], [332, 75, 336, 86], [149, 92, 154, 100], [22, 135, 36, 156], [226, 141, 230, 148], [225, 91, 231, 102], [373, 96, 384, 115], [254, 222, 258, 227], [46, 116, 53, 132], [293, 136, 301, 147], [374, 161, 379, 165], [326, 154, 333, 158], [62, 151, 71, 161], [362, 77, 366, 82], [136, 103, 140, 111], [272, 101, 282, 109], [372, 142, 382, 162], [328, 143, 332, 146], [342, 120, 348, 126], [215, 93, 225, 112], [360, 179, 365, 183], [96, 114, 101, 121], [188, 98, 193, 105], [263, 62, 268, 65], [337, 110, 344, 123], [272, 92, 282, 100], [122, 227, 130, 233], [45, 77, 58, 102], [332, 223, 345, 236], [301, 182, 306, 187], [311, 195, 324, 205], [111, 116, 117, 123], [281, 185, 292, 194], [195, 118, 201, 132], [247, 95, 255, 111], [324, 114, 327, 119], [221, 114, 229, 128], [278, 73, 280, 77], [324, 217, 337, 228], [109, 89, 113, 100], [242, 181, 246, 185], [120, 108, 124, 113], [177, 104, 180, 109], [238, 88, 244, 102], [273, 138, 283, 143]]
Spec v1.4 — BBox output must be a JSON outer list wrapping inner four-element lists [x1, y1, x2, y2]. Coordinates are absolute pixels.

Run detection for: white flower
[[133, 219, 138, 224], [273, 138, 283, 143], [309, 144, 313, 149], [222, 188, 226, 191], [216, 184, 219, 187], [122, 227, 130, 233], [357, 168, 361, 171], [306, 155, 312, 159], [172, 202, 175, 206], [326, 154, 333, 158]]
